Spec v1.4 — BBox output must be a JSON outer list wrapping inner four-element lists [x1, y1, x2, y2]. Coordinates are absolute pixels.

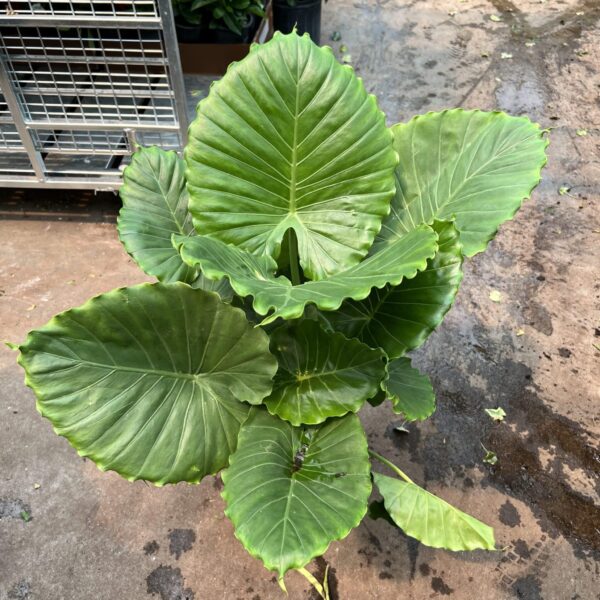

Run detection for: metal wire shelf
[[0, 0, 187, 189], [3, 1, 159, 17]]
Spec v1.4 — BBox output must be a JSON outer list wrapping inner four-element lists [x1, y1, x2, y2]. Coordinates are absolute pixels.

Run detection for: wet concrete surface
[[1, 1, 599, 598]]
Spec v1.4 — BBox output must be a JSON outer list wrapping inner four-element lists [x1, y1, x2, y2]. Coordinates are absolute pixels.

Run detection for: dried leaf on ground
[[485, 407, 506, 422]]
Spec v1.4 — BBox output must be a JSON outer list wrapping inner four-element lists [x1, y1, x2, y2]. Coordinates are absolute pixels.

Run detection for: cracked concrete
[[1, 1, 599, 598]]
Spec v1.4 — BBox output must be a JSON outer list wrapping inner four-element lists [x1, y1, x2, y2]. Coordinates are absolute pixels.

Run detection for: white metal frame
[[0, 0, 188, 190]]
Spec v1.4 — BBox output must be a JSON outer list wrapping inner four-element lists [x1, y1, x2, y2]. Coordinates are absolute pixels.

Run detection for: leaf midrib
[[288, 46, 301, 215], [33, 351, 224, 382], [147, 155, 190, 238], [279, 360, 377, 383]]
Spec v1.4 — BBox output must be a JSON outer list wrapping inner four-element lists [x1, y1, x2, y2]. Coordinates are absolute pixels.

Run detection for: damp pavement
[[1, 1, 599, 599]]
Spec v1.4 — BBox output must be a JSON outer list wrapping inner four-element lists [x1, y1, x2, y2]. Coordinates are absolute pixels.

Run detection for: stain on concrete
[[431, 576, 454, 595], [412, 320, 600, 558], [558, 347, 572, 358], [486, 393, 600, 553], [167, 529, 196, 560], [513, 539, 532, 560], [378, 571, 393, 579], [0, 498, 31, 520], [512, 574, 543, 600], [357, 543, 378, 566], [7, 580, 31, 600], [419, 563, 431, 577], [523, 301, 554, 336], [495, 536, 554, 596], [144, 540, 160, 556], [367, 531, 383, 553], [385, 420, 421, 458], [499, 500, 522, 527], [146, 565, 195, 600]]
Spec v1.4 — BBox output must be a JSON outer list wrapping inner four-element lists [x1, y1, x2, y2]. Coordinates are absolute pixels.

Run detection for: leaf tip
[[4, 340, 19, 351]]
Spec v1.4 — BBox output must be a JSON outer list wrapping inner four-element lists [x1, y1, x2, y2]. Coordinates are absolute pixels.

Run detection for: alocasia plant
[[12, 32, 548, 597]]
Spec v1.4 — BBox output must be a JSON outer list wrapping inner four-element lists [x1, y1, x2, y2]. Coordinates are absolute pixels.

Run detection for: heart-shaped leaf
[[383, 357, 435, 421], [374, 109, 548, 256], [222, 409, 371, 576], [373, 472, 495, 551], [16, 283, 277, 485], [118, 147, 232, 298], [327, 221, 462, 358], [185, 31, 397, 281], [175, 224, 437, 324], [265, 320, 385, 425]]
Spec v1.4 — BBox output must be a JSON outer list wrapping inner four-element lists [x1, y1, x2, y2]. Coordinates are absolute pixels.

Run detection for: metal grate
[[32, 128, 181, 154], [3, 1, 159, 18], [0, 0, 187, 189], [0, 124, 24, 150], [0, 91, 12, 121], [0, 151, 35, 172]]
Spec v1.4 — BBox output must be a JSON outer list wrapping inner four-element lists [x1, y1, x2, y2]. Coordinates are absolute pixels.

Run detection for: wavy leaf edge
[[17, 282, 276, 486], [118, 145, 197, 282], [381, 357, 436, 421], [265, 320, 386, 425], [186, 30, 398, 280], [325, 219, 464, 358], [173, 224, 439, 324], [222, 409, 372, 575], [389, 108, 549, 257]]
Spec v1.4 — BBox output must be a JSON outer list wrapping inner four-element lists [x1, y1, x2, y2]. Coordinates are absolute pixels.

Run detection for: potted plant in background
[[173, 0, 265, 43], [173, 0, 274, 74], [173, 0, 208, 42], [273, 0, 322, 43]]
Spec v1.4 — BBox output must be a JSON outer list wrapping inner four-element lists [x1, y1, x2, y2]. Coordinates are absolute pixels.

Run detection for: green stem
[[296, 567, 329, 600], [288, 232, 301, 286], [368, 449, 415, 484]]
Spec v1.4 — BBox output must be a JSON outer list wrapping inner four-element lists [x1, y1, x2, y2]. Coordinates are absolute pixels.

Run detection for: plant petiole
[[296, 566, 330, 600], [288, 239, 301, 286], [285, 228, 302, 286], [368, 449, 415, 484]]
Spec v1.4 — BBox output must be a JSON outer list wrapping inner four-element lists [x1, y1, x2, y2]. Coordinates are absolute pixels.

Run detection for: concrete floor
[[1, 1, 599, 599]]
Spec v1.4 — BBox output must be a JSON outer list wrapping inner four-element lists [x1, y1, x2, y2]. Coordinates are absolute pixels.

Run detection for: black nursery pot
[[273, 0, 322, 44], [175, 21, 213, 43]]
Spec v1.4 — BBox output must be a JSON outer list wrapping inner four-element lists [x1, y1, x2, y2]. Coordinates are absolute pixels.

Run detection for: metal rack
[[0, 0, 188, 189]]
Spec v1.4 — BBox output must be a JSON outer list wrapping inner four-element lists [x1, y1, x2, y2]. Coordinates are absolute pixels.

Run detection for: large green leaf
[[265, 320, 385, 425], [374, 109, 548, 256], [185, 31, 397, 281], [174, 224, 437, 324], [222, 409, 371, 576], [373, 472, 495, 551], [118, 146, 231, 298], [327, 221, 462, 358], [118, 147, 198, 284], [383, 357, 435, 421], [16, 283, 277, 485]]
